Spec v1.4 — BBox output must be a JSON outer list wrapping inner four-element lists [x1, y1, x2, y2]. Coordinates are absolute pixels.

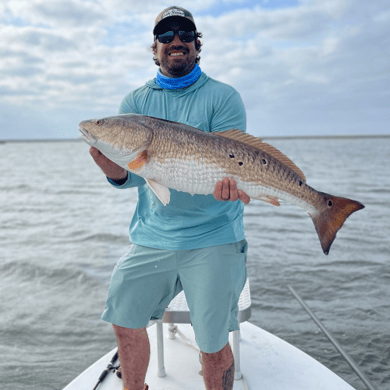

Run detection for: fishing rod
[[92, 321, 157, 389], [288, 285, 377, 390], [92, 349, 119, 390]]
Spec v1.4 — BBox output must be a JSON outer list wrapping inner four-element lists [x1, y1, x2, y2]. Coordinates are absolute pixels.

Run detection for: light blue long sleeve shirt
[[108, 72, 247, 250]]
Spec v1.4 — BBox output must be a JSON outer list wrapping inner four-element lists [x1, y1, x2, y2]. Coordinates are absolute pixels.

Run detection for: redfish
[[79, 114, 364, 255]]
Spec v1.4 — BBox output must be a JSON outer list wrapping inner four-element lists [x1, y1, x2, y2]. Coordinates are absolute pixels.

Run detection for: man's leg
[[113, 324, 150, 390], [177, 240, 247, 389], [202, 342, 234, 390]]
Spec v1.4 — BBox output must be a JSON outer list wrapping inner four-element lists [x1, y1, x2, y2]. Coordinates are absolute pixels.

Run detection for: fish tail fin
[[310, 192, 365, 255]]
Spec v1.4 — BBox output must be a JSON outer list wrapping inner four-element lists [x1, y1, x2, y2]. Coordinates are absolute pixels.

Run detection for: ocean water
[[0, 137, 389, 390]]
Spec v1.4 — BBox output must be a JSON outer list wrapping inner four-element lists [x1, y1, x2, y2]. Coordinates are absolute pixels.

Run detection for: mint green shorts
[[102, 240, 247, 353]]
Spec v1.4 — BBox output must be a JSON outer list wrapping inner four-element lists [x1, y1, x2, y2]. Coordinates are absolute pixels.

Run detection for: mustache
[[166, 45, 189, 54]]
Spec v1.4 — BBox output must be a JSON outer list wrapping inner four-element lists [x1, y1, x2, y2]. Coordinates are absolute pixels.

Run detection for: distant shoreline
[[1, 134, 389, 143], [0, 139, 83, 143]]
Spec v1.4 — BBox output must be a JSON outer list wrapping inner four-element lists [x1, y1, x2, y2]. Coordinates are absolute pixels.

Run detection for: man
[[90, 6, 250, 390]]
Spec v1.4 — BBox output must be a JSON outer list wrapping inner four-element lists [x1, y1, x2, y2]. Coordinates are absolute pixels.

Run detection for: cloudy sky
[[1, 0, 389, 139]]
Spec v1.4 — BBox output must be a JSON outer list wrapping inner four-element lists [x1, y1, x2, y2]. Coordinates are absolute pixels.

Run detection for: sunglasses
[[156, 30, 196, 44]]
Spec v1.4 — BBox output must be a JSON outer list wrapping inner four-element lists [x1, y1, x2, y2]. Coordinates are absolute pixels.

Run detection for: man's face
[[154, 21, 199, 78]]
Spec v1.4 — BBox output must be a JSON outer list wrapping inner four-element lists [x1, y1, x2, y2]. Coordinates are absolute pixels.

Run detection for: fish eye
[[95, 119, 103, 126]]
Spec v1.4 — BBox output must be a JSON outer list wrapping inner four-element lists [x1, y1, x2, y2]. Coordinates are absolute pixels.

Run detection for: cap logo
[[162, 8, 185, 19]]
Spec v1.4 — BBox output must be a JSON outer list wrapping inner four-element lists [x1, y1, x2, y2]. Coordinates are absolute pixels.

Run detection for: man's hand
[[213, 178, 250, 204], [89, 146, 127, 181]]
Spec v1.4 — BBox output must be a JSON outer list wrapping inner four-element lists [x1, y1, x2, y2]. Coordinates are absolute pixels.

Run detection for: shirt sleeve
[[106, 171, 145, 189], [106, 92, 146, 189], [210, 90, 247, 134]]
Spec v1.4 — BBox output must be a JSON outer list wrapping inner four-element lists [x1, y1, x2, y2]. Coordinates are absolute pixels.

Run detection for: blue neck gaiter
[[156, 64, 202, 90]]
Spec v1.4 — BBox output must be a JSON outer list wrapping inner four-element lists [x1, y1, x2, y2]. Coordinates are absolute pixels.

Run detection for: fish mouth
[[79, 126, 97, 144]]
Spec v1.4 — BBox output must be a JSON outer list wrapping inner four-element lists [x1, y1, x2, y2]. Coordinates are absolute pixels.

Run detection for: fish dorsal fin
[[217, 130, 306, 182]]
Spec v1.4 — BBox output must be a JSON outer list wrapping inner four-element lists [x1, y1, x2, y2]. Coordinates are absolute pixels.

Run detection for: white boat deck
[[64, 321, 356, 390]]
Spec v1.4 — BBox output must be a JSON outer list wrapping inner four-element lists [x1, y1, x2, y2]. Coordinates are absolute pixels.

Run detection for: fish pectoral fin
[[127, 150, 149, 171], [146, 179, 171, 206], [254, 195, 281, 206]]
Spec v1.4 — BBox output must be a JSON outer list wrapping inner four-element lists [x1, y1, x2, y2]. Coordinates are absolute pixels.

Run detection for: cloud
[[198, 0, 390, 135], [3, 0, 109, 27], [0, 0, 389, 139], [4, 25, 78, 51]]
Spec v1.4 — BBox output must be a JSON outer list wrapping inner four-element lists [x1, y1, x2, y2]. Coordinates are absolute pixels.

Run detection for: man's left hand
[[213, 178, 250, 204]]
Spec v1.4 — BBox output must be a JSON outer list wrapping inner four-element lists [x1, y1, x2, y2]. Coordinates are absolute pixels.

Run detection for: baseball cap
[[153, 6, 197, 35]]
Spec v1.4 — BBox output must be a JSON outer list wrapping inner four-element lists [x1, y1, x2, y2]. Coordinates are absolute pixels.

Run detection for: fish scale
[[150, 125, 285, 191], [142, 158, 225, 195], [79, 113, 364, 254]]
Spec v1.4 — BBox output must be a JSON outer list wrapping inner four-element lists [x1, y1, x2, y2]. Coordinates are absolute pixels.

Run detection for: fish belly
[[140, 157, 228, 195], [136, 156, 315, 213]]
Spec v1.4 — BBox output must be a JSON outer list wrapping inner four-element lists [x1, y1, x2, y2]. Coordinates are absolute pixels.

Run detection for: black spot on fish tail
[[310, 192, 365, 255]]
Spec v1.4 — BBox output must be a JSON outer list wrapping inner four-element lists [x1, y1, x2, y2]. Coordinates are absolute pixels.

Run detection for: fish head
[[79, 114, 154, 168], [79, 114, 153, 150]]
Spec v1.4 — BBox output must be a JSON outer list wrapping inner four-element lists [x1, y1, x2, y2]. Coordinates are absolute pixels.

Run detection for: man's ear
[[197, 40, 202, 53]]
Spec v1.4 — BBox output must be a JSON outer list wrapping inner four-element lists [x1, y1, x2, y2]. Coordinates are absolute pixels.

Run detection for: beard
[[159, 45, 198, 77]]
